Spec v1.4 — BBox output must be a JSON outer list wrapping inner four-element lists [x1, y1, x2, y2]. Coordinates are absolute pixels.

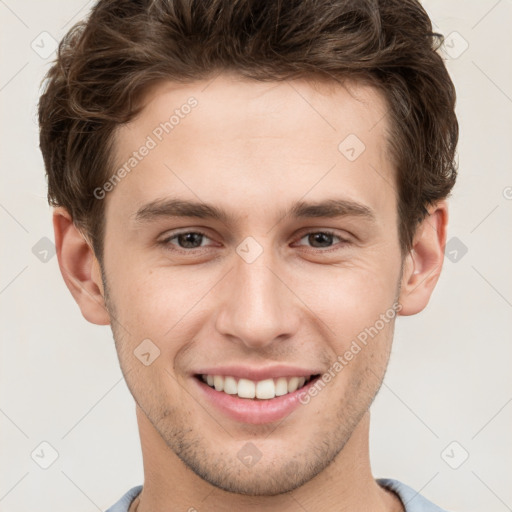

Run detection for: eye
[[160, 230, 213, 250], [294, 230, 349, 250], [158, 229, 351, 254]]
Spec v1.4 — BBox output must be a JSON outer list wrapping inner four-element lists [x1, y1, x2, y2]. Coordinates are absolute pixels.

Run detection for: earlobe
[[53, 207, 111, 325], [398, 201, 448, 316]]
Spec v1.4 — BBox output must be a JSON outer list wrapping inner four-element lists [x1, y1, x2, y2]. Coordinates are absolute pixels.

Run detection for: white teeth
[[287, 377, 300, 393], [256, 378, 275, 399], [201, 374, 313, 399], [237, 378, 256, 398], [275, 377, 289, 396], [223, 376, 238, 395], [213, 375, 224, 392]]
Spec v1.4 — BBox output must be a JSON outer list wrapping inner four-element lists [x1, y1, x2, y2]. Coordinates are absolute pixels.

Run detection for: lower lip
[[192, 376, 320, 425]]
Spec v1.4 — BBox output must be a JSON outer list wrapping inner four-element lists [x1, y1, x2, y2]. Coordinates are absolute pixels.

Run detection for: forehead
[[108, 74, 395, 225], [124, 74, 390, 149]]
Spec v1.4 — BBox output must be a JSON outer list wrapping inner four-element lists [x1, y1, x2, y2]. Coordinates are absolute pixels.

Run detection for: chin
[[187, 459, 315, 496]]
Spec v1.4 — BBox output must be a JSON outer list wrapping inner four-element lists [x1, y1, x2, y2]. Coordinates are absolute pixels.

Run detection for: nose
[[214, 247, 301, 350]]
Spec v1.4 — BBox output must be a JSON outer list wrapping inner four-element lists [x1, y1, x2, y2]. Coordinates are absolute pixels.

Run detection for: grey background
[[1, 1, 511, 510]]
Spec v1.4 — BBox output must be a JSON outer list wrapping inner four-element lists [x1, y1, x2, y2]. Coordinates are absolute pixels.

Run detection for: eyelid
[[294, 228, 349, 239]]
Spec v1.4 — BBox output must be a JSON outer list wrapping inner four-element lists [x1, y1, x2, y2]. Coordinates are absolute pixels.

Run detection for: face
[[100, 75, 404, 495]]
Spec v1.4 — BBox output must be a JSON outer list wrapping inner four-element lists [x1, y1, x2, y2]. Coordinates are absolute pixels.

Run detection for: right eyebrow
[[132, 198, 233, 224]]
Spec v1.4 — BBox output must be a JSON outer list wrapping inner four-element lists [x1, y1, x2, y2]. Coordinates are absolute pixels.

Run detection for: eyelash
[[158, 229, 351, 253]]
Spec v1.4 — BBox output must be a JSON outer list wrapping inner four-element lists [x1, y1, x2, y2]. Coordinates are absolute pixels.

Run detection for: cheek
[[107, 262, 216, 345], [291, 263, 401, 375], [106, 240, 402, 354], [297, 261, 400, 327]]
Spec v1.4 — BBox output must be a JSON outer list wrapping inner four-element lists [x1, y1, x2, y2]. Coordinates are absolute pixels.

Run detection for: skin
[[53, 74, 447, 512]]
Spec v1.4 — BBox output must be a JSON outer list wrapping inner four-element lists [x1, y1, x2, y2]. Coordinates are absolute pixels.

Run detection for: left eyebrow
[[131, 196, 376, 225], [286, 199, 375, 221]]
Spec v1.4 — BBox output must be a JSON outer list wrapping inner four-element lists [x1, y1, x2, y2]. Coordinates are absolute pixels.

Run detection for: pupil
[[309, 233, 333, 248], [179, 233, 202, 248]]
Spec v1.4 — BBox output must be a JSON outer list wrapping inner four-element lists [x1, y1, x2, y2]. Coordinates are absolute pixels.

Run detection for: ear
[[398, 201, 448, 316], [52, 207, 110, 325]]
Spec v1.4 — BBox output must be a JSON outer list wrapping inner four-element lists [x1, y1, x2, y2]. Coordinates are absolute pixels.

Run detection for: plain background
[[1, 1, 511, 511]]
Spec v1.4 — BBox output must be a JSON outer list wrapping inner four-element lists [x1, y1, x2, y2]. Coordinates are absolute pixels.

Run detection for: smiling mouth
[[194, 374, 321, 400]]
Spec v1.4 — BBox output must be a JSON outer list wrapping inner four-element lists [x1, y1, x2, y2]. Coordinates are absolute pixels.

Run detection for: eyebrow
[[132, 197, 376, 225]]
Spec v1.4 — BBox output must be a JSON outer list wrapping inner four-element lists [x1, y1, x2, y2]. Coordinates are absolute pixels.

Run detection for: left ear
[[398, 200, 448, 316]]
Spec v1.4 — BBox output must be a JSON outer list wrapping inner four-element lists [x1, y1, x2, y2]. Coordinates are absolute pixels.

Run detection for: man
[[38, 0, 458, 510]]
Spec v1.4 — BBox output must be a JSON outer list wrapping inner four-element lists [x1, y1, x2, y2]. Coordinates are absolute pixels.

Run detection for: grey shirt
[[105, 479, 450, 511]]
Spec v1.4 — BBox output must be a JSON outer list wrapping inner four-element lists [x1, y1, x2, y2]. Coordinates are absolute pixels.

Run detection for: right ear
[[52, 207, 110, 325]]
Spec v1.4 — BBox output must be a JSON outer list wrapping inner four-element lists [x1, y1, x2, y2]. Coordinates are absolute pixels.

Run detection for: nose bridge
[[214, 243, 298, 348]]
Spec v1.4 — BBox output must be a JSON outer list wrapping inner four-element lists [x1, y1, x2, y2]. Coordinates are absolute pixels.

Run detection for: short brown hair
[[38, 0, 458, 263]]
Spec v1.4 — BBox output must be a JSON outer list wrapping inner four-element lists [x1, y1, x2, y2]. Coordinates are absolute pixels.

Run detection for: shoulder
[[377, 478, 451, 512], [105, 485, 143, 512], [105, 481, 451, 512]]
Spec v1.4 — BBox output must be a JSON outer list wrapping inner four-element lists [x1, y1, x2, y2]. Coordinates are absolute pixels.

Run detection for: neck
[[132, 407, 403, 512]]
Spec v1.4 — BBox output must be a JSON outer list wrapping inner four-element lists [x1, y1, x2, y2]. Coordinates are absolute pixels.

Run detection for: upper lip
[[193, 365, 322, 381]]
